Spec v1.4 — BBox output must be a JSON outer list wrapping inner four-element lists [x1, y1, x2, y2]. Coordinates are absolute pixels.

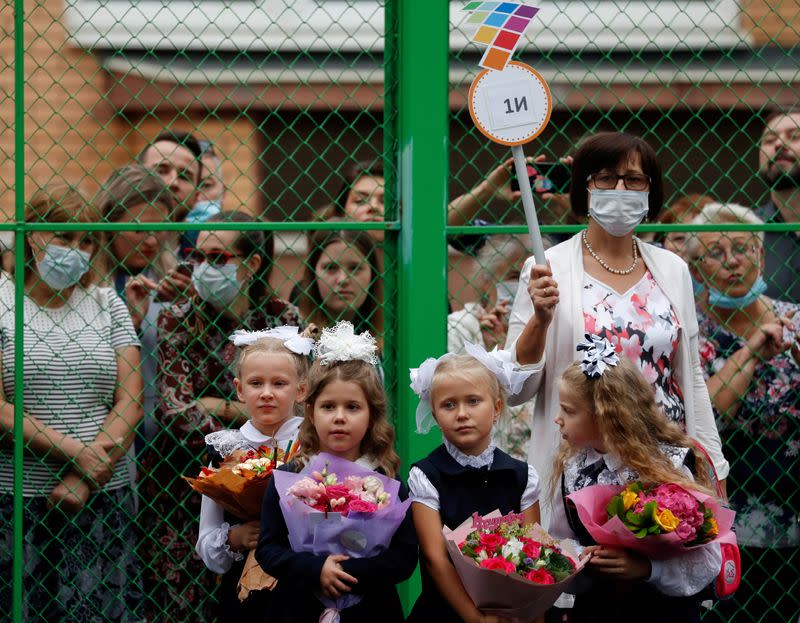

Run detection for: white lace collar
[[240, 418, 302, 445], [564, 444, 691, 494], [205, 417, 302, 457], [444, 438, 497, 469]]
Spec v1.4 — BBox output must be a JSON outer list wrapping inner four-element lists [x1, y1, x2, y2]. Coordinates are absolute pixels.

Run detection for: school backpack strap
[[691, 439, 741, 600]]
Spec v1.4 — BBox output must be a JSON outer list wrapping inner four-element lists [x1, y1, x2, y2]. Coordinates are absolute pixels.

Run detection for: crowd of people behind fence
[[0, 109, 798, 622]]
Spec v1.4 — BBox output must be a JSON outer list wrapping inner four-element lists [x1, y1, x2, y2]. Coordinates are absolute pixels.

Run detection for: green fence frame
[[6, 0, 800, 620]]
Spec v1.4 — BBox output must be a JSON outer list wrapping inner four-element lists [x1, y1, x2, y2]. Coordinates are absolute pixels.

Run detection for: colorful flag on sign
[[462, 2, 539, 71]]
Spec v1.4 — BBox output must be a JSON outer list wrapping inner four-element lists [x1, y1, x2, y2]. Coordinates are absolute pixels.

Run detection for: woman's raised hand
[[528, 263, 559, 326]]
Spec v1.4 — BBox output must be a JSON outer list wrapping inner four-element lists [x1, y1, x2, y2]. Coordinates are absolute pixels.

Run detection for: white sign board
[[468, 61, 552, 146]]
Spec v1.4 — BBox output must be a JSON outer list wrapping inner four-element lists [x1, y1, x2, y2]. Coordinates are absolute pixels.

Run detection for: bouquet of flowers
[[273, 453, 412, 618], [567, 482, 735, 559], [184, 440, 300, 520], [444, 510, 585, 621], [184, 440, 300, 599]]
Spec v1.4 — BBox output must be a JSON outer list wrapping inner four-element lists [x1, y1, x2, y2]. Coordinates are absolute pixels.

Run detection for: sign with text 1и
[[463, 1, 551, 264], [469, 61, 551, 146]]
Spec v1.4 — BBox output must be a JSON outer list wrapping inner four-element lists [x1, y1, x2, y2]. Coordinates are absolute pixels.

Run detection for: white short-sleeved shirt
[[0, 278, 139, 496]]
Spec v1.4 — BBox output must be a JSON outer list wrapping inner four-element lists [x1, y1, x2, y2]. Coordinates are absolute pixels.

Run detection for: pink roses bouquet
[[283, 464, 391, 516], [444, 510, 585, 621], [273, 454, 411, 619], [567, 482, 735, 559]]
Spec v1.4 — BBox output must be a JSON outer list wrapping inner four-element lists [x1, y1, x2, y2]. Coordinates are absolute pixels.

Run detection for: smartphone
[[175, 260, 193, 277], [510, 161, 572, 194]]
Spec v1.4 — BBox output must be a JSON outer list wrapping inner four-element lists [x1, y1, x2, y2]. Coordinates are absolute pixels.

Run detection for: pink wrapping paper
[[566, 484, 736, 560], [443, 510, 586, 622]]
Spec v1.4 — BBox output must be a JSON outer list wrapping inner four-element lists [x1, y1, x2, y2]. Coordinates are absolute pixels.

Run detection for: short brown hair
[[569, 132, 664, 221], [97, 164, 175, 223]]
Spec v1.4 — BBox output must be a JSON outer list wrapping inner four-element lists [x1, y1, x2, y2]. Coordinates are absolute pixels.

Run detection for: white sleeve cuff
[[408, 466, 440, 511], [200, 523, 244, 573], [646, 542, 721, 596], [648, 558, 664, 585]]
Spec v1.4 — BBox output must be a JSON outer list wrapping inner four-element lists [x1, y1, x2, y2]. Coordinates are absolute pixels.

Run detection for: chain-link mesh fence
[[1, 0, 798, 621]]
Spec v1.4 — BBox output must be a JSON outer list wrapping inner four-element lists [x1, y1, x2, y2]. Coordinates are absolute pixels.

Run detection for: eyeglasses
[[701, 243, 759, 264], [183, 249, 242, 266], [587, 172, 651, 191]]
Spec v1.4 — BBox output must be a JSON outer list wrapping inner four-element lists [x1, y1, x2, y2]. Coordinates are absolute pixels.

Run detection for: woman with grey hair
[[687, 202, 800, 622]]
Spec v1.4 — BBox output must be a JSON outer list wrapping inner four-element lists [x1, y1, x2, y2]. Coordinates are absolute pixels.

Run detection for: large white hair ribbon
[[228, 325, 315, 356], [313, 321, 379, 366]]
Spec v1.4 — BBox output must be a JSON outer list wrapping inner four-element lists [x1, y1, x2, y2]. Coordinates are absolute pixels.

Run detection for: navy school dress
[[255, 460, 418, 623], [406, 444, 529, 623], [549, 449, 707, 623]]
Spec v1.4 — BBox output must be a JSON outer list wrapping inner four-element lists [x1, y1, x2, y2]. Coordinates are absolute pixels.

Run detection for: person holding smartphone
[[447, 155, 573, 228], [504, 132, 729, 534]]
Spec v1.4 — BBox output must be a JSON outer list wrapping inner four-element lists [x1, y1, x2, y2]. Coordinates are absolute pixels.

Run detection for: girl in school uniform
[[548, 335, 722, 623], [256, 322, 417, 623], [196, 326, 311, 621], [406, 342, 542, 623]]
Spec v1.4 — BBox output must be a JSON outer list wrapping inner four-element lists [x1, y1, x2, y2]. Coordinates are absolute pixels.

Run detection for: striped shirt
[[0, 277, 139, 496]]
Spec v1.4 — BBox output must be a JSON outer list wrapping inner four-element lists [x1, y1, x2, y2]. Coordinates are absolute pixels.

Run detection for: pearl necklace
[[582, 230, 639, 275]]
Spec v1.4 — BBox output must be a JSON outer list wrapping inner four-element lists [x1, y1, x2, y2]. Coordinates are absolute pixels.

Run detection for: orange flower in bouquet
[[184, 440, 300, 521]]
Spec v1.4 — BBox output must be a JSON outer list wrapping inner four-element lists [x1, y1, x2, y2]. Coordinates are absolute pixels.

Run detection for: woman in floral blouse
[[687, 203, 799, 623], [138, 211, 303, 620]]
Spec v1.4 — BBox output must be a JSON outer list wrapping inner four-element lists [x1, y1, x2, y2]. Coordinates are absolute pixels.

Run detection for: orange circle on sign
[[468, 61, 552, 147]]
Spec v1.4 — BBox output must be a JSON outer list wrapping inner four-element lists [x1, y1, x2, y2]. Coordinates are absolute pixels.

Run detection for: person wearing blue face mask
[[0, 185, 144, 621], [137, 209, 304, 621], [687, 202, 800, 623], [503, 132, 729, 544]]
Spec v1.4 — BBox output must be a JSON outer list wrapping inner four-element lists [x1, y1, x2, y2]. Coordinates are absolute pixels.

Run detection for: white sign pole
[[511, 145, 547, 265]]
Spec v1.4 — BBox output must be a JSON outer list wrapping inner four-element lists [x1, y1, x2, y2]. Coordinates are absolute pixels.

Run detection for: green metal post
[[396, 0, 450, 611], [13, 0, 25, 618], [383, 0, 399, 425]]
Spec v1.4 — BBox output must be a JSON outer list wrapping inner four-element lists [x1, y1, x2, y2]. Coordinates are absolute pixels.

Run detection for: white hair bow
[[228, 325, 315, 356], [409, 353, 454, 434], [409, 341, 537, 435], [314, 321, 379, 366], [576, 333, 619, 378]]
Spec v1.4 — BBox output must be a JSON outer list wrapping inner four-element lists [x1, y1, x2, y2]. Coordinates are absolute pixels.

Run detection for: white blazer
[[505, 233, 729, 525]]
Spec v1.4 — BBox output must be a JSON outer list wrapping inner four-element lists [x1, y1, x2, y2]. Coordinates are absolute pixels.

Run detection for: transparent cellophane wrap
[[444, 510, 586, 622]]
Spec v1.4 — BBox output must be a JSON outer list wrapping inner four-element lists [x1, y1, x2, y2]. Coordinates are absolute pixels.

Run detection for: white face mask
[[191, 262, 242, 309], [588, 189, 649, 237], [35, 243, 91, 290]]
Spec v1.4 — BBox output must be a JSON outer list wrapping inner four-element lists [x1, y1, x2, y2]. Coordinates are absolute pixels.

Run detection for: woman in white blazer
[[505, 132, 728, 526]]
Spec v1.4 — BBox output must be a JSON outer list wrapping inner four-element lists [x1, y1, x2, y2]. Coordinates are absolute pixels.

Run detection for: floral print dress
[[583, 271, 686, 428], [697, 299, 800, 548], [137, 298, 302, 621]]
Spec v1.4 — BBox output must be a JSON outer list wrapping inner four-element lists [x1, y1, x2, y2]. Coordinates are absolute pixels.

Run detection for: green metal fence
[[2, 0, 799, 621]]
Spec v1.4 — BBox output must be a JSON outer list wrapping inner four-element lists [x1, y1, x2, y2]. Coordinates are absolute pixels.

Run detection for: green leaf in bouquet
[[606, 495, 626, 518]]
